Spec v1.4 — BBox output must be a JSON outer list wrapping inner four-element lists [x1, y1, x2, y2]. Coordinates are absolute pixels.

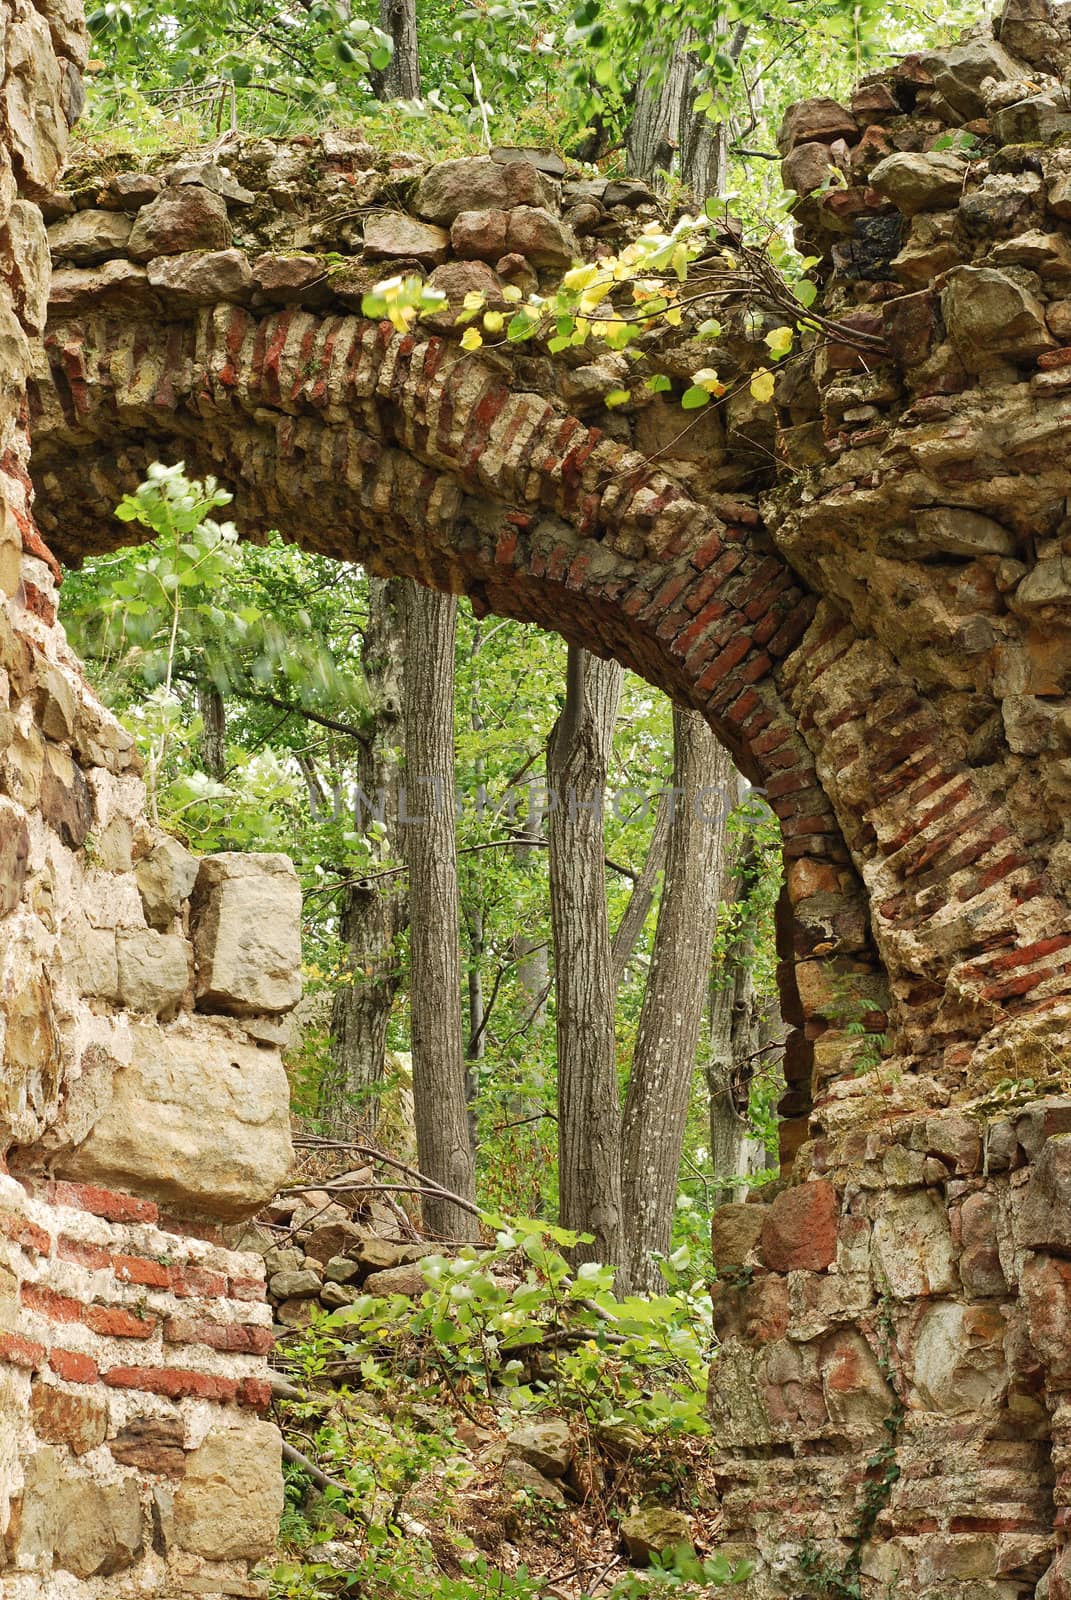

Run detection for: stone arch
[[29, 286, 883, 1164], [10, 6, 1071, 1592]]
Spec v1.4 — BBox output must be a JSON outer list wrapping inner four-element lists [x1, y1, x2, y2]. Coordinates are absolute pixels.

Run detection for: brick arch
[[29, 301, 884, 1164]]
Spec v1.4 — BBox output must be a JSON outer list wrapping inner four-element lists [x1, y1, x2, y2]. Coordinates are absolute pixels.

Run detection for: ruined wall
[[11, 0, 1071, 1595], [0, 5, 304, 1594]]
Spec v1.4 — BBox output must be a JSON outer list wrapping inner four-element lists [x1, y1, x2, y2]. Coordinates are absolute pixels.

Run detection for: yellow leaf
[[460, 327, 483, 351], [462, 290, 487, 312], [562, 263, 599, 291], [764, 325, 794, 357], [665, 306, 683, 328], [501, 284, 523, 302], [483, 311, 504, 333], [750, 368, 776, 404]]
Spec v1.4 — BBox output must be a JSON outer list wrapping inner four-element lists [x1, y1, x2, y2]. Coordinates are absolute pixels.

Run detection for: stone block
[[56, 1020, 292, 1219], [1019, 1133, 1071, 1251], [136, 833, 200, 929], [116, 927, 188, 1016], [868, 151, 967, 215], [30, 1380, 107, 1454], [942, 266, 1056, 369], [146, 246, 254, 305], [127, 184, 231, 261], [711, 1202, 766, 1269], [1020, 1252, 1071, 1385], [172, 1418, 283, 1561], [777, 98, 857, 155], [761, 1180, 838, 1272], [909, 1302, 1007, 1413], [47, 207, 132, 264], [820, 1329, 895, 1430], [191, 851, 302, 1016], [871, 1190, 957, 1298], [415, 157, 556, 225], [363, 212, 450, 264]]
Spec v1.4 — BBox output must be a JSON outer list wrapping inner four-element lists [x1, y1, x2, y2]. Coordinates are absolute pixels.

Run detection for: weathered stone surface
[[47, 207, 132, 265], [942, 265, 1056, 366], [415, 157, 556, 226], [711, 1203, 767, 1268], [893, 507, 1017, 558], [109, 1416, 188, 1475], [191, 851, 302, 1015], [1019, 1133, 1071, 1250], [504, 206, 576, 267], [910, 1302, 1007, 1413], [268, 1268, 322, 1298], [451, 208, 510, 261], [53, 1472, 143, 1577], [994, 93, 1071, 143], [31, 1382, 108, 1455], [252, 250, 327, 300], [127, 184, 232, 261], [107, 170, 163, 208], [777, 98, 857, 155], [871, 1191, 957, 1298], [506, 1419, 573, 1476], [363, 212, 450, 264], [781, 141, 837, 196], [761, 1180, 838, 1272], [991, 229, 1071, 274], [48, 258, 158, 316], [0, 795, 29, 915], [620, 1507, 693, 1563], [923, 37, 1022, 116], [1021, 1252, 1071, 1384], [362, 1262, 428, 1295], [136, 833, 200, 929], [172, 1420, 283, 1561], [819, 1329, 894, 1431], [57, 1021, 293, 1218], [869, 152, 967, 215], [115, 927, 188, 1015], [146, 246, 254, 304], [501, 1457, 567, 1505]]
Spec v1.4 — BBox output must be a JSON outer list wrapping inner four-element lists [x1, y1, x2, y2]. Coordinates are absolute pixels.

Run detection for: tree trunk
[[375, 0, 420, 99], [621, 712, 734, 1291], [401, 581, 479, 1242], [548, 646, 627, 1283], [627, 24, 747, 199], [610, 792, 672, 992], [318, 578, 406, 1140], [197, 681, 227, 780], [513, 784, 550, 1033], [706, 801, 774, 1204]]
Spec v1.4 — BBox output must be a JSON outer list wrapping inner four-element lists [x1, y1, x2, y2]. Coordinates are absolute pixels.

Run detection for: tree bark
[[374, 0, 419, 99], [197, 681, 227, 780], [610, 792, 672, 992], [706, 801, 776, 1202], [627, 23, 747, 199], [401, 581, 479, 1242], [621, 712, 734, 1291], [318, 578, 406, 1140], [548, 646, 627, 1283]]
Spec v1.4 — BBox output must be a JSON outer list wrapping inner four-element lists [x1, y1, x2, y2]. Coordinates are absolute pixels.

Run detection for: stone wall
[[10, 0, 1071, 1595], [0, 3, 302, 1592]]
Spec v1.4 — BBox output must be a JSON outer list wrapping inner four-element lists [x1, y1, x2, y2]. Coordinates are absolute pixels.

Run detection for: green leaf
[[680, 386, 711, 409]]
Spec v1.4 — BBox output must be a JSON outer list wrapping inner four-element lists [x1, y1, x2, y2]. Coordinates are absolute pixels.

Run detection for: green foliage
[[612, 1546, 753, 1596], [315, 1216, 713, 1437]]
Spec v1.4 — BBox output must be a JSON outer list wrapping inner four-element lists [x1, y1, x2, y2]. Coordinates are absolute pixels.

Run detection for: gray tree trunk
[[610, 793, 672, 992], [621, 712, 734, 1292], [706, 801, 777, 1202], [318, 578, 406, 1140], [627, 24, 747, 199], [548, 646, 627, 1284], [197, 682, 227, 780], [401, 581, 479, 1241], [375, 0, 420, 99]]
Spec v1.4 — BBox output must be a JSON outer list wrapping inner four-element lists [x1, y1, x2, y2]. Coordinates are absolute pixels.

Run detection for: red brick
[[85, 1305, 156, 1340], [169, 1265, 229, 1299], [0, 1210, 50, 1256], [49, 1347, 99, 1384], [237, 1375, 273, 1411], [228, 1276, 266, 1302], [0, 1331, 46, 1370], [112, 1253, 170, 1289], [57, 1235, 111, 1271], [21, 1283, 82, 1323], [164, 1316, 274, 1355], [103, 1365, 239, 1402], [49, 1182, 158, 1225]]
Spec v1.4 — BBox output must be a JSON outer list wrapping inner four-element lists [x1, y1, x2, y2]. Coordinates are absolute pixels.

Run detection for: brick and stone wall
[[9, 0, 1071, 1593], [0, 4, 302, 1592]]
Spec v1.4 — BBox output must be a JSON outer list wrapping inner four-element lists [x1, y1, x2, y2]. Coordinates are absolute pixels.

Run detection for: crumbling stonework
[[8, 0, 1071, 1593], [0, 4, 299, 1592]]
